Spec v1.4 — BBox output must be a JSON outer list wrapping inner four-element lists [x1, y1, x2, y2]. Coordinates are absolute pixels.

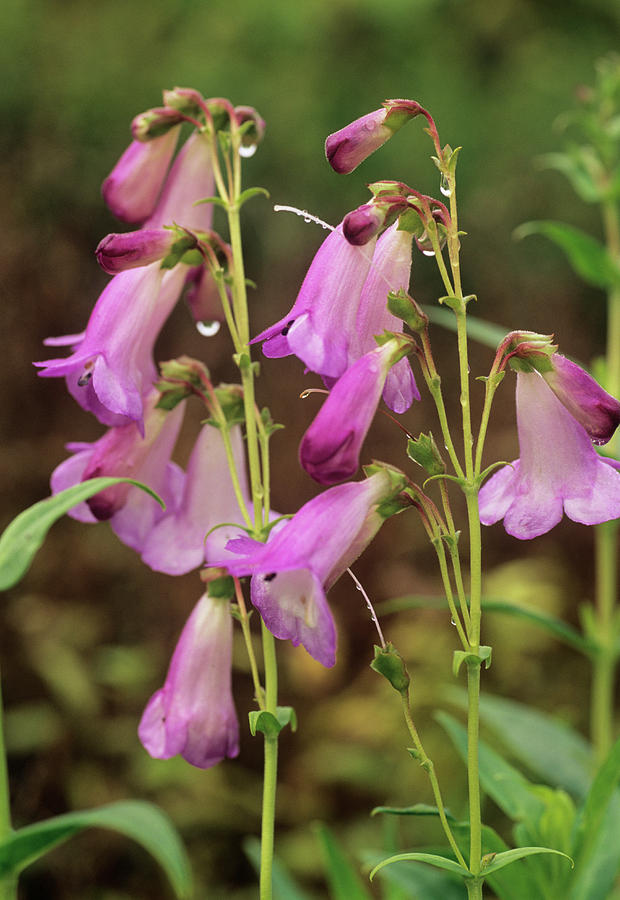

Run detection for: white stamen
[[347, 567, 386, 648]]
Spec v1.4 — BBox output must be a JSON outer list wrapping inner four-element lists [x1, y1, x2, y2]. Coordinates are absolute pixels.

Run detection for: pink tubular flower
[[479, 371, 620, 539], [352, 224, 419, 413], [139, 592, 239, 769], [252, 224, 377, 379], [325, 100, 423, 174], [215, 469, 406, 667], [35, 264, 184, 432], [141, 425, 252, 576], [50, 391, 185, 552], [101, 128, 180, 224], [143, 131, 214, 231], [541, 354, 620, 445], [300, 336, 413, 485]]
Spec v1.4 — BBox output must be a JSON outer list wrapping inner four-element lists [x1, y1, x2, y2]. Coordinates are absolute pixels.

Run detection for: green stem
[[466, 878, 484, 900], [259, 623, 279, 900], [465, 491, 483, 875], [432, 537, 469, 650], [234, 580, 265, 710], [0, 676, 16, 900], [399, 692, 468, 869]]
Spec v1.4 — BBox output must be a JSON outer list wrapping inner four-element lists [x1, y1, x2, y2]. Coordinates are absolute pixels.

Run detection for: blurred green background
[[1, 0, 619, 896]]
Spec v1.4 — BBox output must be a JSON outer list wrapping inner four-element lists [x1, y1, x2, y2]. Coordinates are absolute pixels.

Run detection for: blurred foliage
[[2, 0, 620, 896]]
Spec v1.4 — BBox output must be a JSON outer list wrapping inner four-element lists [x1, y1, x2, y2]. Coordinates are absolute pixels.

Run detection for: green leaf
[[0, 479, 164, 591], [481, 599, 596, 656], [248, 706, 296, 737], [481, 846, 572, 876], [370, 852, 468, 881], [0, 801, 192, 896], [371, 803, 455, 820], [243, 836, 313, 900], [452, 646, 492, 676], [361, 851, 467, 898], [237, 186, 270, 207], [514, 221, 620, 289], [313, 822, 372, 900], [436, 712, 545, 823], [423, 305, 508, 349], [538, 151, 602, 203]]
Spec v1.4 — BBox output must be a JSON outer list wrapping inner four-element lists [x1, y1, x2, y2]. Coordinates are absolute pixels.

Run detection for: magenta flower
[[138, 591, 239, 769], [35, 264, 185, 432], [541, 354, 620, 445], [216, 470, 405, 667], [141, 425, 252, 576], [325, 100, 423, 174], [479, 371, 620, 539], [352, 224, 419, 414], [143, 131, 214, 231], [300, 337, 413, 485], [252, 224, 377, 379], [50, 391, 185, 552], [96, 229, 180, 274], [102, 128, 180, 224]]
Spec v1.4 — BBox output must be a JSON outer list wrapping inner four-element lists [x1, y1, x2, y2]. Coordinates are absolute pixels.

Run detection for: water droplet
[[196, 320, 221, 337], [422, 249, 435, 257], [450, 617, 456, 626], [355, 583, 362, 591], [440, 174, 452, 197], [239, 144, 257, 158], [592, 437, 606, 446]]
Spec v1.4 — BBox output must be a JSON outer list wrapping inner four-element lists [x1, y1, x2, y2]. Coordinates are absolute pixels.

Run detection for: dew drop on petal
[[196, 320, 221, 337], [239, 144, 257, 158]]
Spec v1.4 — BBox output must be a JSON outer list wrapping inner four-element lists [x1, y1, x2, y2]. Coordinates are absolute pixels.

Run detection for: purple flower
[[325, 100, 423, 174], [143, 131, 214, 231], [96, 229, 180, 274], [352, 224, 419, 414], [541, 354, 620, 445], [479, 371, 620, 539], [300, 337, 413, 485], [138, 592, 239, 769], [102, 128, 180, 224], [141, 425, 252, 576], [216, 470, 405, 667], [35, 264, 185, 432], [252, 224, 377, 379], [50, 391, 185, 552]]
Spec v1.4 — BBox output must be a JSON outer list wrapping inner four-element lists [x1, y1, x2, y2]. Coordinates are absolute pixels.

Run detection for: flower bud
[[163, 87, 206, 118], [234, 105, 266, 152], [370, 643, 410, 693], [387, 289, 428, 333], [343, 197, 408, 246], [132, 107, 185, 141], [95, 229, 179, 274], [326, 100, 423, 174], [542, 354, 620, 445]]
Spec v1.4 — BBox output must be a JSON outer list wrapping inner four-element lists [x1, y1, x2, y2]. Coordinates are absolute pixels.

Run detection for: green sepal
[[395, 207, 426, 236], [159, 231, 199, 270], [155, 356, 211, 410], [363, 462, 409, 516], [248, 706, 297, 738], [370, 642, 410, 692], [373, 330, 416, 362], [237, 187, 270, 208], [0, 479, 164, 591], [453, 645, 492, 677], [208, 575, 235, 600], [406, 433, 445, 476], [387, 289, 429, 333], [260, 407, 285, 437], [205, 383, 245, 428]]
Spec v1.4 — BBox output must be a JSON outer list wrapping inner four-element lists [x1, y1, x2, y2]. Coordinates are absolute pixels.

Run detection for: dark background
[[1, 0, 619, 896]]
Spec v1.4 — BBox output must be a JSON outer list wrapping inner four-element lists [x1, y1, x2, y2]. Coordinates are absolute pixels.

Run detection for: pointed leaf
[[369, 852, 469, 881], [314, 822, 372, 899], [514, 221, 620, 288], [0, 479, 164, 591], [243, 836, 313, 900], [361, 851, 467, 898], [481, 846, 573, 876], [481, 599, 595, 656], [237, 186, 270, 208], [0, 801, 191, 897]]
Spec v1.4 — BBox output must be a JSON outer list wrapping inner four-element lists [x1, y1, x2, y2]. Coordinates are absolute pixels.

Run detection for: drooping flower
[[35, 264, 184, 432], [101, 128, 180, 224], [143, 131, 214, 231], [479, 371, 620, 539], [325, 100, 423, 174], [50, 391, 185, 552], [252, 224, 377, 379], [141, 425, 252, 576], [138, 592, 239, 769], [299, 336, 414, 485], [352, 224, 419, 413], [95, 228, 181, 274], [541, 354, 620, 445], [215, 468, 407, 667]]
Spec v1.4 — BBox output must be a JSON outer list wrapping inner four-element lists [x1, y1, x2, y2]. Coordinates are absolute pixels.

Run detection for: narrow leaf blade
[[514, 221, 620, 288], [369, 852, 469, 881], [482, 846, 573, 876], [314, 822, 372, 899]]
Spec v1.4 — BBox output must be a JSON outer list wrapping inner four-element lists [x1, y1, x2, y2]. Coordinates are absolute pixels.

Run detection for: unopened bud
[[326, 99, 424, 174], [96, 228, 181, 274], [163, 87, 206, 118], [387, 289, 428, 333], [132, 107, 185, 141], [406, 433, 446, 476], [235, 105, 266, 150], [156, 356, 211, 409], [343, 196, 408, 245], [370, 642, 410, 692]]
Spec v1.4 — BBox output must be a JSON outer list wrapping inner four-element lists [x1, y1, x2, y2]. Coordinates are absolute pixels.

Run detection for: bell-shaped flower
[[325, 100, 423, 174], [50, 391, 185, 552], [138, 591, 239, 769], [351, 224, 419, 413], [141, 424, 252, 576], [300, 336, 413, 485], [143, 131, 214, 231], [252, 224, 377, 379], [541, 354, 620, 445], [35, 263, 185, 432], [479, 371, 620, 539], [101, 128, 180, 224], [215, 469, 406, 667]]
